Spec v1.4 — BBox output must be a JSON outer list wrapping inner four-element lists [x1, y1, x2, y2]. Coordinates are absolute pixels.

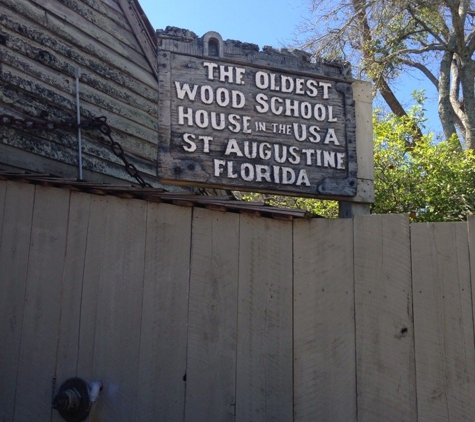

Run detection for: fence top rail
[[0, 170, 308, 220]]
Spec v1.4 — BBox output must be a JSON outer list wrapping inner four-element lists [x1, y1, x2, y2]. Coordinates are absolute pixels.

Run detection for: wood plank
[[412, 222, 475, 421], [0, 180, 5, 210], [19, 0, 154, 78], [352, 80, 373, 182], [185, 208, 240, 422], [87, 195, 147, 420], [236, 214, 293, 422], [157, 46, 172, 166], [74, 0, 128, 28], [117, 0, 158, 79], [293, 218, 356, 422], [75, 196, 108, 379], [0, 180, 6, 240], [2, 0, 157, 90], [0, 143, 151, 187], [0, 117, 156, 179], [354, 214, 417, 421], [0, 48, 158, 129], [51, 191, 93, 422], [13, 185, 70, 421], [0, 30, 157, 105], [339, 80, 374, 212], [0, 124, 156, 184], [45, 0, 151, 65], [45, 9, 155, 86], [93, 0, 124, 16], [1, 66, 158, 179], [1, 62, 158, 146], [30, 0, 141, 50], [0, 181, 35, 422], [136, 203, 192, 421]]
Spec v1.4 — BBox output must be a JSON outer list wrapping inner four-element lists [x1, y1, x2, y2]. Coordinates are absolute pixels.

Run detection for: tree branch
[[407, 5, 451, 44], [438, 49, 463, 142], [399, 59, 439, 88], [466, 28, 475, 54]]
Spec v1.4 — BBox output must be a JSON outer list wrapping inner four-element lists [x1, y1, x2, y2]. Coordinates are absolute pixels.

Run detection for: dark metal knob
[[52, 378, 92, 422]]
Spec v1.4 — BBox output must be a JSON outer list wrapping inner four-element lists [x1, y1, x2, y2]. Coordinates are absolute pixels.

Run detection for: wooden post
[[339, 80, 373, 217]]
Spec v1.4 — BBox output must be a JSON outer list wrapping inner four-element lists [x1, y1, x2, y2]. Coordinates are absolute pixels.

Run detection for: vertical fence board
[[412, 222, 475, 422], [469, 215, 475, 403], [0, 180, 6, 238], [88, 196, 147, 421], [137, 203, 192, 422], [0, 182, 35, 421], [354, 214, 417, 421], [52, 192, 93, 422], [293, 218, 356, 422], [76, 196, 107, 379], [185, 208, 240, 422], [236, 215, 293, 422], [13, 186, 70, 421]]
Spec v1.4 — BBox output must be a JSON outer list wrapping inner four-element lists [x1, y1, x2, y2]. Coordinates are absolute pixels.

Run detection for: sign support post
[[339, 80, 373, 217]]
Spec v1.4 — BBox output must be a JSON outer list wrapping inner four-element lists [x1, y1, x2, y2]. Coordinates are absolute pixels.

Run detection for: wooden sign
[[157, 28, 358, 198]]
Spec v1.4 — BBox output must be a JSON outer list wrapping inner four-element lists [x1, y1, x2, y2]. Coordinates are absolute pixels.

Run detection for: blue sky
[[138, 0, 306, 49], [138, 0, 441, 135]]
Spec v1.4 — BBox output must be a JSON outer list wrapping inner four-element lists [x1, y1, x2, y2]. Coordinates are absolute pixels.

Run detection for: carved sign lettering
[[157, 29, 357, 197]]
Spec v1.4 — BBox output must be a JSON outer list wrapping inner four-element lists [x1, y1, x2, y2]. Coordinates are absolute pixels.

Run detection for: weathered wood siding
[[0, 0, 159, 185], [3, 179, 475, 421]]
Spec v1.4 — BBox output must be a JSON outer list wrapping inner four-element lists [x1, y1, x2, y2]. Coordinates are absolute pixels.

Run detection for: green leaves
[[372, 100, 475, 221], [237, 192, 339, 218]]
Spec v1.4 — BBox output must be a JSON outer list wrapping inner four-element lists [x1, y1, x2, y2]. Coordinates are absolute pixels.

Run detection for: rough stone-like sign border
[[157, 27, 365, 199]]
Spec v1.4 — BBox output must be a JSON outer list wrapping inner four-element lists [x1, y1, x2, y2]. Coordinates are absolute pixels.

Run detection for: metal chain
[[0, 114, 153, 188]]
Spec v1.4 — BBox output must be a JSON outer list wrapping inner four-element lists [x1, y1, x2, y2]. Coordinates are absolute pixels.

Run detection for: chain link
[[0, 114, 153, 188]]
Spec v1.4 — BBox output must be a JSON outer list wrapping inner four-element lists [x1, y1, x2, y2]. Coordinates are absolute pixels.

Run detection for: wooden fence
[[1, 179, 475, 421]]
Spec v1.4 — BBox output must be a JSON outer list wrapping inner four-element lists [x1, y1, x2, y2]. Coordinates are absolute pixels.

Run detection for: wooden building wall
[[2, 178, 475, 421], [0, 0, 160, 185]]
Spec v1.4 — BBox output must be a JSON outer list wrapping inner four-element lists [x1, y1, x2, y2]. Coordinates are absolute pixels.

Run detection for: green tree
[[300, 0, 475, 149], [373, 97, 475, 221]]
